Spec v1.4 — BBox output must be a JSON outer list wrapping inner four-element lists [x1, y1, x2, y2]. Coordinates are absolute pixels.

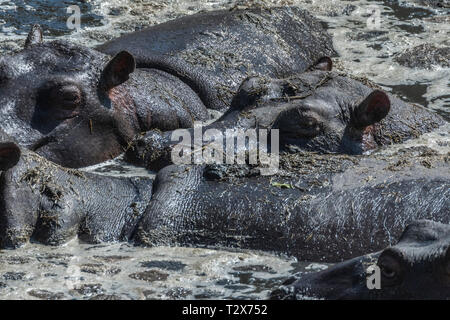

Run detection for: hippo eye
[[273, 107, 323, 139], [37, 82, 83, 121], [296, 112, 322, 137], [381, 264, 396, 278], [377, 250, 404, 287]]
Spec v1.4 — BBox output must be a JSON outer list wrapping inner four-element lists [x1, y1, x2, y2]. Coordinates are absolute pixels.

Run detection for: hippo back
[[97, 7, 336, 111]]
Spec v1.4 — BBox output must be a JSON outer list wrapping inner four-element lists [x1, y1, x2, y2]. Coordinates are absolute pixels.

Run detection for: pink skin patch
[[108, 86, 136, 117], [361, 125, 378, 151]]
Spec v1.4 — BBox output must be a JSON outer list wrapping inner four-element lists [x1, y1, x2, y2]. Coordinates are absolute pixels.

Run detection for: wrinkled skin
[[125, 63, 444, 170], [0, 133, 152, 248], [271, 220, 450, 300], [97, 7, 336, 112], [0, 7, 335, 168], [133, 149, 449, 262]]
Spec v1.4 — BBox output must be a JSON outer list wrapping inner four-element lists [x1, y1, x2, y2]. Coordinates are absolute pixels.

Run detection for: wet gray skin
[[0, 131, 152, 249], [125, 58, 444, 170], [0, 7, 335, 169], [271, 220, 450, 300], [133, 149, 449, 262]]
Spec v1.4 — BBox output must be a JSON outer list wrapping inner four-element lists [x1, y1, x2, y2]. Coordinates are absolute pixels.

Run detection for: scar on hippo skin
[[271, 220, 450, 300]]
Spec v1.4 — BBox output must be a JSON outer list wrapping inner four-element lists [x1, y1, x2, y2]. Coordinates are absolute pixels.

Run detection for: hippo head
[[231, 57, 395, 154], [0, 25, 138, 167], [271, 220, 450, 300]]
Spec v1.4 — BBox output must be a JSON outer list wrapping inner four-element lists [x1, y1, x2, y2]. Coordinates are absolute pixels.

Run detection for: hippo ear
[[25, 24, 43, 48], [100, 51, 136, 91], [312, 57, 332, 71], [0, 142, 21, 171], [352, 90, 390, 128]]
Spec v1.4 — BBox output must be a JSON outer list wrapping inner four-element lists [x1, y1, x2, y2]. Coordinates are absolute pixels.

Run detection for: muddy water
[[1, 240, 330, 300], [0, 0, 449, 299]]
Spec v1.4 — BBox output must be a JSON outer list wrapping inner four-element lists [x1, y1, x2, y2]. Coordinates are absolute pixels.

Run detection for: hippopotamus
[[132, 149, 449, 261], [0, 131, 448, 300], [1, 129, 448, 256], [125, 62, 445, 170], [0, 7, 335, 168], [271, 220, 450, 300], [0, 132, 153, 248], [96, 7, 336, 112]]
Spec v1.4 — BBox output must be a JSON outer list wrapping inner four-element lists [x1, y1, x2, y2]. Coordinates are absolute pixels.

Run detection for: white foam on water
[[373, 122, 450, 156], [0, 240, 298, 300]]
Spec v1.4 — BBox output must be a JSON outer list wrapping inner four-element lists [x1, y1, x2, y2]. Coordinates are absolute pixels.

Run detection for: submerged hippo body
[[271, 220, 450, 300], [1, 129, 448, 258], [0, 135, 448, 300], [126, 65, 445, 170], [133, 150, 449, 262], [0, 7, 335, 168], [0, 135, 153, 248]]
